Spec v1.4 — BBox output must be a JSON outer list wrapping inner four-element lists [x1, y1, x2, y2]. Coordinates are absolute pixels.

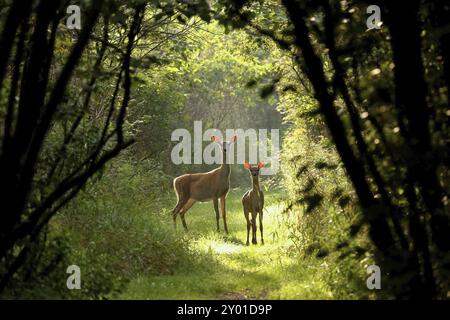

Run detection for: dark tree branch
[[280, 0, 396, 253], [321, 0, 408, 250]]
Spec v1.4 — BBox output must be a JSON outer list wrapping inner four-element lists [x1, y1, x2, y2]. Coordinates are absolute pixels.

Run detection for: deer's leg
[[179, 198, 195, 232], [251, 211, 257, 245], [213, 198, 220, 232], [244, 209, 250, 246], [220, 195, 228, 234], [172, 196, 187, 229], [259, 211, 264, 245]]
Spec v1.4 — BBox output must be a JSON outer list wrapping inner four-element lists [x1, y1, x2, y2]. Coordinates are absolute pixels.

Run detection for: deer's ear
[[258, 161, 265, 169], [229, 135, 237, 143], [211, 135, 221, 143], [244, 161, 251, 169]]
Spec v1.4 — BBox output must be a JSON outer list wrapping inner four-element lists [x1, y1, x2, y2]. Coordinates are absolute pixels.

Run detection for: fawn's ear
[[229, 135, 237, 143], [258, 161, 265, 169], [244, 161, 251, 169], [211, 135, 221, 143]]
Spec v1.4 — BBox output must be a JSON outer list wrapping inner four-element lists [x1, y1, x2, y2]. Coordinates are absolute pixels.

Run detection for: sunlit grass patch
[[197, 240, 243, 255], [119, 190, 338, 300]]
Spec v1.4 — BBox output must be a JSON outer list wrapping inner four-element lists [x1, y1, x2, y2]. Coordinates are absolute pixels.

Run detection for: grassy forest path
[[119, 191, 331, 300]]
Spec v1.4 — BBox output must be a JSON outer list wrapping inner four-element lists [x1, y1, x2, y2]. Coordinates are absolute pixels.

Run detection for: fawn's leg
[[213, 198, 220, 231], [251, 211, 258, 245], [259, 211, 264, 245], [244, 209, 250, 246], [220, 195, 228, 234], [179, 198, 195, 231]]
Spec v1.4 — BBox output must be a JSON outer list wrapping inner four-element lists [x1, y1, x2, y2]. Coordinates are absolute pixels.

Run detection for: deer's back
[[174, 169, 229, 201]]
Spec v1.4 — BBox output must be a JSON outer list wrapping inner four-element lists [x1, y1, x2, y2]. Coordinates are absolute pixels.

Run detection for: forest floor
[[119, 191, 332, 300]]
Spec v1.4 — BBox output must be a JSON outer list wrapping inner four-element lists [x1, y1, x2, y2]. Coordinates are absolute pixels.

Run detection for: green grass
[[119, 190, 333, 300]]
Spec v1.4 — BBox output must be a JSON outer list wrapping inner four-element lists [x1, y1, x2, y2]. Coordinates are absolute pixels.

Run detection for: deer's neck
[[220, 163, 230, 173], [252, 177, 260, 192], [219, 156, 231, 178]]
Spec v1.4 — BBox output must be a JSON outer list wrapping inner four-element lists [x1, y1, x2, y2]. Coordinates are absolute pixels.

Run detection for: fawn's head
[[211, 135, 237, 156], [244, 161, 264, 177]]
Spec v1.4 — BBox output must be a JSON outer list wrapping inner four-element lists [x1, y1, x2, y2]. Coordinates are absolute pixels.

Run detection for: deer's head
[[244, 161, 264, 177], [211, 135, 237, 156]]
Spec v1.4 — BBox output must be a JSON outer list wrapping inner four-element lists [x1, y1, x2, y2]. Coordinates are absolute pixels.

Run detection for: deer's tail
[[172, 178, 180, 214], [172, 177, 179, 199], [172, 176, 188, 217]]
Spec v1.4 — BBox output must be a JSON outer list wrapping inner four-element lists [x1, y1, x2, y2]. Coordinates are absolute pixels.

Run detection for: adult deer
[[242, 161, 265, 245], [172, 135, 237, 233]]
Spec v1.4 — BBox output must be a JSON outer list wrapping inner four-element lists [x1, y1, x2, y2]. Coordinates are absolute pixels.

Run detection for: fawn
[[242, 161, 265, 245]]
